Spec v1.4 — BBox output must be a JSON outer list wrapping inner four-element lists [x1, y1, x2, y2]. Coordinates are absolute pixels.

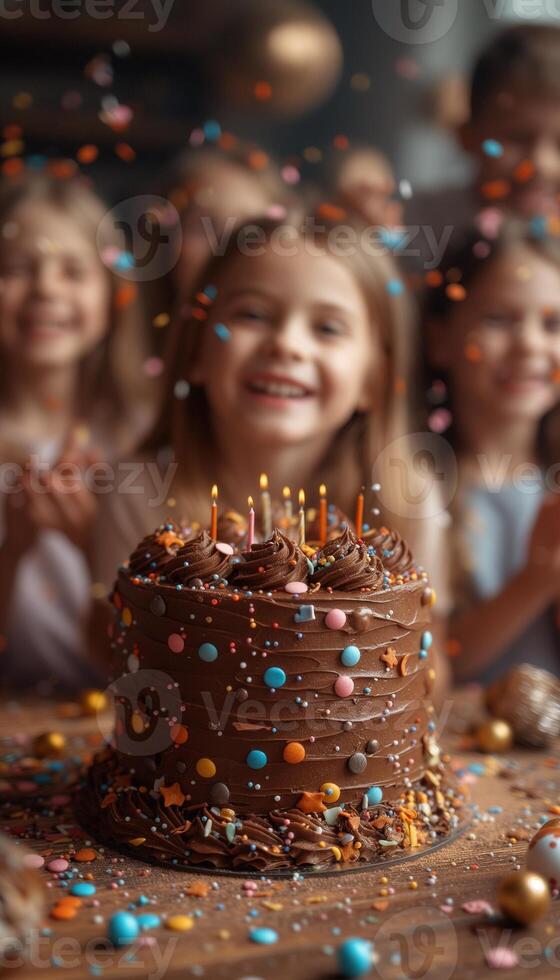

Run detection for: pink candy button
[[216, 542, 234, 555], [325, 608, 346, 630], [47, 858, 69, 873], [167, 633, 185, 654], [334, 675, 354, 697], [285, 582, 308, 594]]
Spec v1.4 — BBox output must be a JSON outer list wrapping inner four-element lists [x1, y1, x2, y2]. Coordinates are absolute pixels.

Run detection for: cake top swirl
[[164, 529, 235, 586], [363, 526, 415, 578], [128, 521, 186, 577], [311, 527, 385, 591], [232, 529, 309, 590]]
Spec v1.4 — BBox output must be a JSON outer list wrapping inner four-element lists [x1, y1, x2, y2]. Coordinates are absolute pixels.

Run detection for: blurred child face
[[191, 241, 378, 449], [176, 162, 273, 300], [433, 245, 560, 425], [463, 98, 560, 217], [0, 200, 110, 371]]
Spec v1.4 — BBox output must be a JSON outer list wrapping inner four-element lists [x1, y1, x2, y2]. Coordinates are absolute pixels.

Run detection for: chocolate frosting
[[311, 527, 384, 591], [128, 521, 185, 576], [363, 526, 415, 577], [232, 529, 309, 590], [164, 529, 235, 585]]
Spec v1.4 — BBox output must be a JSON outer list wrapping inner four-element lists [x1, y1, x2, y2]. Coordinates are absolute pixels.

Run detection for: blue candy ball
[[341, 645, 361, 667], [70, 882, 96, 897], [108, 911, 140, 947], [137, 912, 161, 931], [338, 937, 373, 977], [420, 631, 432, 650], [366, 786, 383, 805], [264, 666, 286, 688], [246, 749, 267, 770], [249, 926, 278, 945], [198, 642, 218, 662]]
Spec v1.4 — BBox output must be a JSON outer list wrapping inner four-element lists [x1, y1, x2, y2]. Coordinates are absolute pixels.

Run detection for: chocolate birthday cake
[[83, 514, 462, 872]]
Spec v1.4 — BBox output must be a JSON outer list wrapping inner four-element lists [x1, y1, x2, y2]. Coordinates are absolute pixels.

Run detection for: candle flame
[[248, 495, 254, 509], [259, 473, 269, 491], [319, 483, 327, 497], [298, 488, 305, 507], [282, 485, 291, 499], [211, 484, 218, 501]]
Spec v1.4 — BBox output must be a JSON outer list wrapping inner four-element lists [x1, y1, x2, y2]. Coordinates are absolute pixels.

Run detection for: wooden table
[[1, 693, 559, 980]]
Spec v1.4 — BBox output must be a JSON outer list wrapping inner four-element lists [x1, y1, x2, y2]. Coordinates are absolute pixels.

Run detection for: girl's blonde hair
[[145, 210, 435, 559], [0, 174, 157, 459], [423, 219, 560, 614]]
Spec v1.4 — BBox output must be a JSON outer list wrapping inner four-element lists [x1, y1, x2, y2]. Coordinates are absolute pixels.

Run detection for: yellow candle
[[282, 485, 293, 521], [260, 472, 272, 539], [298, 488, 306, 547], [210, 484, 218, 539], [319, 483, 327, 546]]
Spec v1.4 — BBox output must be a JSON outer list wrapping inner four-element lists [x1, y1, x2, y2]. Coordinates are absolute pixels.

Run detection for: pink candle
[[247, 496, 255, 550]]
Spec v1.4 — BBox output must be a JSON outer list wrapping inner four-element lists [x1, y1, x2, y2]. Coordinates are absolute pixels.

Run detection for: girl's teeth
[[250, 381, 306, 397]]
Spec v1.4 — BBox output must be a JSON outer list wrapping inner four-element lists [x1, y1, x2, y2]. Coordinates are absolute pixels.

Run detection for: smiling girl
[[0, 174, 154, 689], [425, 221, 560, 683]]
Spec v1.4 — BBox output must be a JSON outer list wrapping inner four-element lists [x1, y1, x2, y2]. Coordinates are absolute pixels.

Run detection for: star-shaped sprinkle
[[160, 782, 186, 807], [297, 791, 326, 814], [381, 646, 398, 669]]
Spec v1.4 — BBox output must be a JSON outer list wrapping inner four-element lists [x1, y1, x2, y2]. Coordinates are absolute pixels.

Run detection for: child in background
[[92, 211, 450, 695], [156, 140, 288, 316], [424, 222, 560, 684], [406, 25, 560, 271], [0, 174, 155, 689]]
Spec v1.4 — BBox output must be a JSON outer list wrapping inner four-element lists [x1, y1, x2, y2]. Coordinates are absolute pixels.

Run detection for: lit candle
[[247, 496, 255, 550], [282, 486, 293, 522], [319, 483, 327, 546], [260, 472, 272, 539], [210, 484, 218, 539], [355, 487, 364, 538], [298, 488, 306, 547]]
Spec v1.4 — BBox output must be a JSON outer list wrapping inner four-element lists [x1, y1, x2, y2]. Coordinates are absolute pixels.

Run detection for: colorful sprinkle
[[196, 758, 216, 778], [334, 675, 354, 697], [321, 782, 341, 802], [198, 642, 218, 662], [166, 914, 195, 932], [70, 882, 96, 897], [367, 786, 383, 805], [249, 926, 278, 945], [108, 911, 139, 947], [325, 608, 346, 630], [338, 937, 373, 978], [341, 645, 361, 667], [264, 667, 286, 688], [285, 581, 308, 594], [283, 742, 306, 764], [421, 631, 432, 650], [167, 633, 184, 654], [246, 750, 267, 770]]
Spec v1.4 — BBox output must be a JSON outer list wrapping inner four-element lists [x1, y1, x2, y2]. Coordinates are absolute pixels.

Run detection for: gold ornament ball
[[497, 871, 550, 925], [32, 731, 66, 758], [80, 689, 108, 716], [476, 719, 513, 753]]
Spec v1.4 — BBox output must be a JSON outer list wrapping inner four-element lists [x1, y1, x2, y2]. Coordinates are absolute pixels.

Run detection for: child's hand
[[528, 495, 560, 581], [20, 445, 100, 555]]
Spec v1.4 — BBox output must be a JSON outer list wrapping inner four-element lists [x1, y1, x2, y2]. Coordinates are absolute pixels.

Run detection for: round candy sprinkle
[[249, 927, 278, 945], [198, 642, 218, 662], [246, 750, 267, 770], [167, 633, 184, 654], [421, 631, 432, 650], [166, 915, 194, 932], [284, 581, 308, 594], [366, 740, 379, 755], [108, 911, 140, 947], [70, 882, 96, 897], [209, 782, 230, 805], [74, 847, 97, 862], [321, 782, 341, 802], [334, 675, 354, 697], [325, 608, 346, 630], [337, 937, 373, 978], [283, 742, 306, 764], [367, 786, 383, 805], [23, 853, 45, 870], [348, 752, 367, 774], [341, 645, 361, 667], [216, 541, 234, 555], [196, 758, 216, 778], [47, 858, 69, 873], [137, 913, 161, 931], [264, 666, 286, 688], [150, 595, 166, 616]]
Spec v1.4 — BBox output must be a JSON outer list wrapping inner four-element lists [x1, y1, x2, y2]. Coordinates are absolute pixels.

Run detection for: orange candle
[[355, 488, 364, 538], [319, 483, 327, 546], [210, 484, 218, 539], [298, 489, 306, 547]]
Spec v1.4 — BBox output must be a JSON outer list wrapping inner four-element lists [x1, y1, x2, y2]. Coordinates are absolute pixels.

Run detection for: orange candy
[[74, 848, 97, 862], [283, 742, 306, 764]]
